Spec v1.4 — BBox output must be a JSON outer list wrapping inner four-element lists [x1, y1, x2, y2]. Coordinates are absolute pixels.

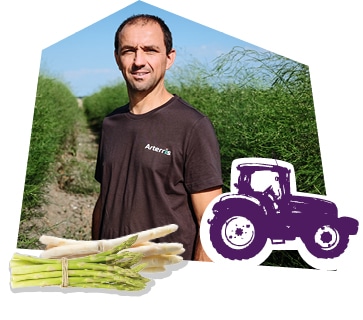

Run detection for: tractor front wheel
[[302, 221, 350, 259]]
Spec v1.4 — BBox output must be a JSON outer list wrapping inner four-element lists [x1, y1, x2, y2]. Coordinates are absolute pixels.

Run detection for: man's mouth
[[132, 71, 149, 77]]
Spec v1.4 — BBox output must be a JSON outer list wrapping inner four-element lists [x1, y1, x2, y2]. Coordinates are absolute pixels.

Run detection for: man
[[92, 14, 223, 261]]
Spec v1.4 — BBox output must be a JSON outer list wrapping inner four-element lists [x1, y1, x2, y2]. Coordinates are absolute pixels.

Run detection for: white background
[[1, 0, 362, 318]]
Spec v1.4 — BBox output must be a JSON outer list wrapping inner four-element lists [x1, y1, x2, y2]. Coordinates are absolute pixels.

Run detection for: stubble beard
[[126, 75, 165, 97]]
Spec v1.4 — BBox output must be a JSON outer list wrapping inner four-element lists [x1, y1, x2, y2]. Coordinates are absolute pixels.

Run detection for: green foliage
[[82, 82, 129, 133], [20, 75, 81, 221], [167, 47, 325, 196]]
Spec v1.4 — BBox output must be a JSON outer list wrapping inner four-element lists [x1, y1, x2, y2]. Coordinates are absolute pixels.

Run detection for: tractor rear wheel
[[209, 201, 267, 260]]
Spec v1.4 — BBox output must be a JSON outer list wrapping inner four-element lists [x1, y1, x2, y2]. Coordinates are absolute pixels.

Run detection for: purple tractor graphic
[[206, 158, 359, 264]]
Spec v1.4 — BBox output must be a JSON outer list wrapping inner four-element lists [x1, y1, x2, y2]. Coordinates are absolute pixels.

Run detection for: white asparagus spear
[[39, 242, 102, 259], [40, 241, 185, 260], [139, 254, 183, 267], [39, 224, 182, 259], [141, 266, 166, 273], [40, 224, 179, 249], [120, 242, 185, 257], [39, 236, 80, 249]]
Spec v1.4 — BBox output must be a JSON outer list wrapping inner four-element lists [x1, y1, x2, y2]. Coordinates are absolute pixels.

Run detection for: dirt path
[[33, 180, 96, 241], [19, 99, 99, 247]]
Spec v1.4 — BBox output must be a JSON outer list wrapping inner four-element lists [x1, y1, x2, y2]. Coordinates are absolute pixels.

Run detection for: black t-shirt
[[95, 95, 223, 259]]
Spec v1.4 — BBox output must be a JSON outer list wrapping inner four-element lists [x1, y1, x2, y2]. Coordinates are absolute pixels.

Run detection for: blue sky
[[40, 1, 263, 97]]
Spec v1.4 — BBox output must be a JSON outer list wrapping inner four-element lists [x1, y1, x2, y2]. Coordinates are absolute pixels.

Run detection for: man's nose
[[134, 49, 147, 66]]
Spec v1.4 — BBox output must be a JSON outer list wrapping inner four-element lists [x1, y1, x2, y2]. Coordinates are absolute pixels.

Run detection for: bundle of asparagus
[[10, 224, 185, 291]]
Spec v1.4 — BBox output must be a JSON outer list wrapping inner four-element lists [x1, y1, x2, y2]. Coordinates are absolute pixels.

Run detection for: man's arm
[[91, 195, 102, 240], [191, 186, 222, 262]]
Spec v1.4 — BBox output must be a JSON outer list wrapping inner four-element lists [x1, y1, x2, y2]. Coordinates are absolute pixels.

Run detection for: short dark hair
[[114, 14, 173, 54]]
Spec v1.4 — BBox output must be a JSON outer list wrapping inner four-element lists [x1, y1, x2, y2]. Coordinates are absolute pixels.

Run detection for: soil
[[32, 180, 96, 241], [18, 99, 99, 248]]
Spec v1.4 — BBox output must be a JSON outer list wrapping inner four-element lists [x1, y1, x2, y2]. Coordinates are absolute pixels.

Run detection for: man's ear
[[114, 50, 121, 70], [166, 49, 176, 70]]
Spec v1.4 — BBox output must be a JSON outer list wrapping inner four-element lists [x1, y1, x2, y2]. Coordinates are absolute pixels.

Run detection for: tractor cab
[[234, 163, 291, 202]]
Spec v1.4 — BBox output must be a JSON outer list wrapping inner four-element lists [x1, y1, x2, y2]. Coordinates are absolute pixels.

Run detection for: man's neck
[[128, 88, 173, 115]]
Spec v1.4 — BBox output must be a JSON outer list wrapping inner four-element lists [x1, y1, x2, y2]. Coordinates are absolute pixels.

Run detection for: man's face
[[114, 21, 175, 94]]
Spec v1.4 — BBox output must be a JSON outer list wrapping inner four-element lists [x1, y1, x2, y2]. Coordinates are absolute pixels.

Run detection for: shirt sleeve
[[94, 129, 103, 183], [184, 116, 223, 193]]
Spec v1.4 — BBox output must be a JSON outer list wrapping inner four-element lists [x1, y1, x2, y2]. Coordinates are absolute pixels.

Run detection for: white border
[[2, 1, 362, 318]]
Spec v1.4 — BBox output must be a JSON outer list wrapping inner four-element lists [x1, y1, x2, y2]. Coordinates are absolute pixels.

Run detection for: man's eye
[[145, 48, 158, 53]]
